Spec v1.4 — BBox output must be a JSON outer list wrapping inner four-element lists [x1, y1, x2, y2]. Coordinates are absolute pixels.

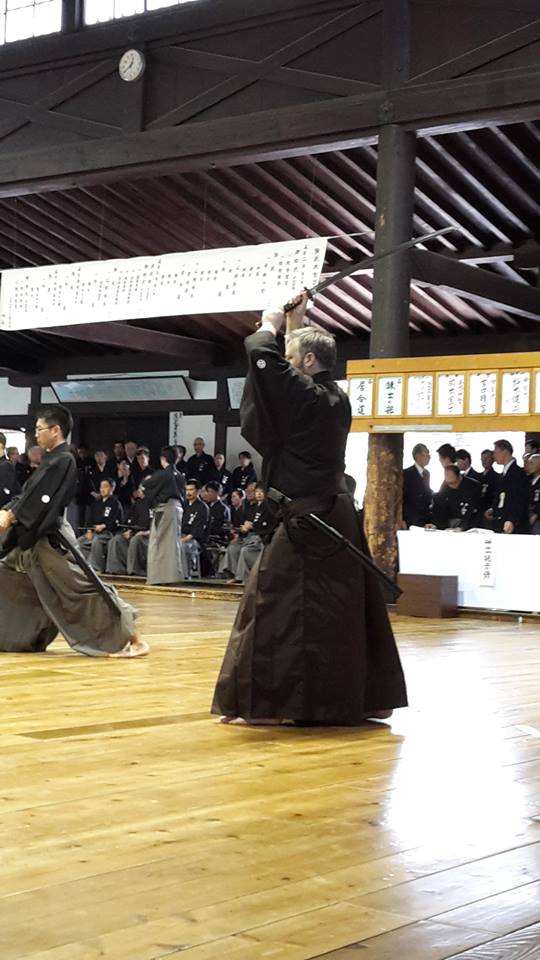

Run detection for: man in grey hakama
[[0, 405, 148, 658], [143, 447, 185, 585], [212, 294, 407, 725]]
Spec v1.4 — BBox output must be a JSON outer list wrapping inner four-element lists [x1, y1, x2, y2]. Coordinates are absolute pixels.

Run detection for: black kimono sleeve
[[240, 331, 317, 458], [9, 452, 77, 549]]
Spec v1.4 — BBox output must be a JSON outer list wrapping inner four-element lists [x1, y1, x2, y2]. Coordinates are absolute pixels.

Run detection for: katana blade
[[284, 225, 455, 312]]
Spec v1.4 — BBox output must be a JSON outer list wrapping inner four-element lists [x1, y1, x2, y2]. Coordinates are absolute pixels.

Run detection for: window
[[84, 0, 198, 25], [0, 0, 62, 44]]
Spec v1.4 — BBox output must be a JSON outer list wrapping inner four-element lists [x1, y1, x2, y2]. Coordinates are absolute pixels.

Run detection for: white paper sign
[[0, 238, 327, 331], [469, 373, 497, 415], [437, 374, 465, 416], [169, 411, 183, 445], [350, 377, 373, 417], [501, 371, 530, 415], [479, 535, 495, 586], [407, 375, 433, 416], [377, 376, 403, 416]]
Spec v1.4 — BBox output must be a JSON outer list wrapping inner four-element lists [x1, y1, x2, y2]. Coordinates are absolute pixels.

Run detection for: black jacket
[[185, 453, 217, 485], [88, 495, 123, 533], [245, 501, 275, 543], [208, 499, 231, 542], [240, 330, 350, 500], [402, 464, 432, 527], [3, 442, 77, 552], [0, 458, 20, 509], [230, 464, 257, 491], [492, 460, 529, 533], [432, 476, 481, 531], [181, 498, 210, 544], [142, 465, 184, 508]]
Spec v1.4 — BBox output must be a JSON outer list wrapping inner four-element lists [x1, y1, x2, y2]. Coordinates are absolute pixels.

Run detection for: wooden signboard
[[346, 353, 540, 433]]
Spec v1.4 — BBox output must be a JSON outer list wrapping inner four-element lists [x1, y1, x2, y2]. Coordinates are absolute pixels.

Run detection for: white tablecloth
[[397, 529, 540, 612]]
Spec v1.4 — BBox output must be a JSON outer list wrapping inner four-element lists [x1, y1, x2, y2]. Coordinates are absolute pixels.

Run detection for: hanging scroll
[[350, 377, 373, 417], [407, 375, 433, 417], [437, 374, 465, 416], [377, 376, 403, 416], [0, 238, 327, 331], [469, 373, 497, 415], [501, 371, 530, 415]]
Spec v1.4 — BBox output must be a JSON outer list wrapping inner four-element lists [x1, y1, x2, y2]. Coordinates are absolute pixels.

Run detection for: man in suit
[[456, 449, 483, 483], [402, 443, 432, 528], [488, 439, 529, 534], [480, 449, 499, 522]]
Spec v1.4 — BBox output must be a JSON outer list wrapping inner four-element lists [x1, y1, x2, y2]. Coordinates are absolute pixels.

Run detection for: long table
[[397, 529, 540, 613]]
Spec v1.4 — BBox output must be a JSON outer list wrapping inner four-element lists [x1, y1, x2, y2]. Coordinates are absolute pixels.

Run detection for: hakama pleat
[[0, 521, 136, 656], [147, 500, 183, 585], [212, 493, 408, 724]]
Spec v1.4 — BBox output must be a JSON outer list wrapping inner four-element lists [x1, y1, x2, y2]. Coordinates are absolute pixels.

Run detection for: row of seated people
[[73, 437, 258, 523], [403, 439, 540, 533], [75, 446, 274, 584]]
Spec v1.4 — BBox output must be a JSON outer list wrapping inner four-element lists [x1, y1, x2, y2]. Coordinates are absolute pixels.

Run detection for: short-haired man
[[213, 293, 407, 725], [230, 451, 257, 492], [432, 465, 481, 531], [143, 446, 184, 585], [106, 486, 151, 577], [78, 477, 123, 572], [132, 446, 154, 488], [0, 405, 147, 657], [0, 432, 20, 510], [180, 480, 210, 579], [437, 444, 456, 467], [402, 443, 432, 528], [488, 439, 529, 534], [186, 438, 218, 486], [203, 480, 231, 576], [524, 438, 540, 459], [455, 449, 483, 483]]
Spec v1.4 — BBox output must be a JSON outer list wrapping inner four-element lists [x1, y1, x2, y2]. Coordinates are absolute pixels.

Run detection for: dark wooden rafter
[[410, 250, 540, 320], [36, 322, 224, 365]]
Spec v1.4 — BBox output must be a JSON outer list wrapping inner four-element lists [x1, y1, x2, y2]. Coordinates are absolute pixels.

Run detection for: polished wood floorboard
[[1, 594, 539, 960]]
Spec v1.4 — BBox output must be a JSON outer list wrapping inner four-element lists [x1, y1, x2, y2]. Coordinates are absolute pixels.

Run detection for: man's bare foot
[[109, 636, 150, 658], [219, 716, 282, 726], [363, 709, 393, 720]]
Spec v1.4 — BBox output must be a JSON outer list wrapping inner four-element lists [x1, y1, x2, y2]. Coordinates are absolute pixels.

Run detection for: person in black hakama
[[212, 294, 408, 726], [0, 405, 148, 658]]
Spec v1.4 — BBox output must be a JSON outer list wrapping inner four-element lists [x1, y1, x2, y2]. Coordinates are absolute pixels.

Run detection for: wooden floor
[[2, 593, 540, 960]]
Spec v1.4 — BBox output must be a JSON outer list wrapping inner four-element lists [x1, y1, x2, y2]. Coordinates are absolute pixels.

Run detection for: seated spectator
[[230, 488, 247, 529], [143, 446, 184, 585], [431, 465, 481, 531], [86, 450, 113, 507], [115, 460, 135, 510], [132, 446, 154, 488], [222, 485, 274, 583], [203, 481, 232, 576], [107, 441, 126, 474], [180, 480, 210, 580], [402, 443, 432, 528], [16, 445, 42, 487], [525, 454, 540, 534], [230, 451, 257, 492], [0, 433, 20, 509], [77, 478, 123, 571], [124, 439, 139, 477], [186, 438, 217, 486], [214, 452, 232, 495], [456, 449, 483, 483], [486, 439, 529, 534], [106, 488, 152, 577], [244, 480, 257, 507]]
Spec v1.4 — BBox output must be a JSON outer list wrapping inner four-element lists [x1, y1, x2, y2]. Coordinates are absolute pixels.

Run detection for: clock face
[[119, 49, 145, 82]]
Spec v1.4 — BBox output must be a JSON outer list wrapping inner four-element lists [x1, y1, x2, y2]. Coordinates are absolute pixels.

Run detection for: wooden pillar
[[364, 124, 416, 579], [214, 378, 229, 457]]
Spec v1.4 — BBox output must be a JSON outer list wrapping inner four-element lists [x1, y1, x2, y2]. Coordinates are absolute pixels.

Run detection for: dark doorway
[[79, 416, 169, 466]]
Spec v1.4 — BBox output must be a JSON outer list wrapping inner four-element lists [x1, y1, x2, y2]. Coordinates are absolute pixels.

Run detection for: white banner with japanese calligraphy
[[437, 373, 465, 416], [0, 238, 327, 331]]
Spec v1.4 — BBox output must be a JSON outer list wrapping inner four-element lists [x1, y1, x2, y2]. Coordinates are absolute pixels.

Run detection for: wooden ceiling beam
[[410, 250, 540, 320], [36, 322, 225, 365]]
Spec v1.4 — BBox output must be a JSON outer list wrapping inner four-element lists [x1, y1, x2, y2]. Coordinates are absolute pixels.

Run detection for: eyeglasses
[[35, 426, 50, 433]]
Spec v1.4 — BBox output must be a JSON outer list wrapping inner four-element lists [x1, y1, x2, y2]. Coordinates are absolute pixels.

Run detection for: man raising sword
[[0, 404, 148, 657], [212, 293, 407, 725]]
